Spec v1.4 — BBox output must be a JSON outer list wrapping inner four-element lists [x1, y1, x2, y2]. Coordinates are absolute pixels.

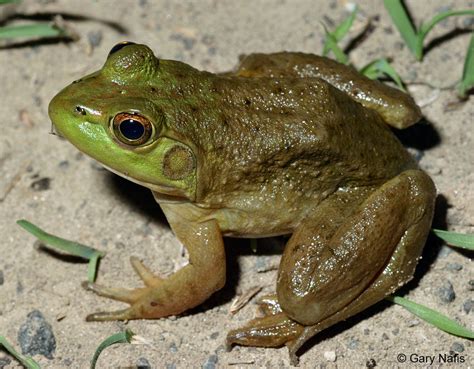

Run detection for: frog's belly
[[158, 200, 298, 238], [212, 206, 297, 237]]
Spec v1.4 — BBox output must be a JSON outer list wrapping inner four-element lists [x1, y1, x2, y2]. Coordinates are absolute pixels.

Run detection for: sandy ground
[[0, 0, 473, 368]]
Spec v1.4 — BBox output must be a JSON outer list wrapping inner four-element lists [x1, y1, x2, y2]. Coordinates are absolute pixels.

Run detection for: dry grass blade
[[229, 286, 263, 314]]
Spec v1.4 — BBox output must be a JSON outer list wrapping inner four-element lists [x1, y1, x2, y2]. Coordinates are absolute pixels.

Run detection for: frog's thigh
[[278, 169, 435, 327]]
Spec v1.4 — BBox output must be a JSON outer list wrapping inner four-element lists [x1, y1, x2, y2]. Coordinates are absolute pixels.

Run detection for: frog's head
[[49, 42, 197, 201]]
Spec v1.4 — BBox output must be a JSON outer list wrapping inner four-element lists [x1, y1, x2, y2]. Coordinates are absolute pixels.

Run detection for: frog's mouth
[[50, 123, 64, 139]]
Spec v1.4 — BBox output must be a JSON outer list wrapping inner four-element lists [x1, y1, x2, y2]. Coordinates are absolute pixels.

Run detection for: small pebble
[[210, 331, 219, 339], [346, 337, 359, 349], [363, 328, 370, 335], [437, 280, 456, 303], [437, 245, 453, 258], [462, 299, 473, 314], [366, 358, 377, 368], [323, 350, 336, 362], [203, 354, 218, 369], [392, 328, 399, 335], [450, 342, 465, 353], [61, 358, 73, 366], [30, 177, 51, 191], [165, 364, 176, 369], [0, 270, 4, 286], [468, 280, 474, 291], [87, 30, 103, 48], [58, 160, 69, 169], [136, 357, 152, 369], [168, 342, 178, 353], [381, 333, 389, 341], [407, 319, 420, 327], [463, 17, 474, 27], [18, 310, 56, 359], [445, 262, 463, 271], [0, 356, 12, 368]]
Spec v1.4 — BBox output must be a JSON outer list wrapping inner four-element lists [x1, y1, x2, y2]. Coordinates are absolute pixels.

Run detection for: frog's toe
[[82, 281, 147, 303], [257, 294, 282, 316], [226, 312, 304, 358], [130, 256, 163, 287], [85, 306, 141, 321]]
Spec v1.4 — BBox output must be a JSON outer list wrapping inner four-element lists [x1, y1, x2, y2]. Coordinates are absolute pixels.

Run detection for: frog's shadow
[[393, 117, 441, 151]]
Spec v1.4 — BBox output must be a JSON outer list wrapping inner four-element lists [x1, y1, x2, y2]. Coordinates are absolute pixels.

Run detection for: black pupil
[[119, 119, 145, 140]]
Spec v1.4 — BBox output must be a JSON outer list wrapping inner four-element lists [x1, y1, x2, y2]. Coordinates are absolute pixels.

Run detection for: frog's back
[[170, 74, 414, 188], [159, 54, 418, 217]]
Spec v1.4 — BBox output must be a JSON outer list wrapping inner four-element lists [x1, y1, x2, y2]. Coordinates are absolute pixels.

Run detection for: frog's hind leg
[[227, 169, 435, 365]]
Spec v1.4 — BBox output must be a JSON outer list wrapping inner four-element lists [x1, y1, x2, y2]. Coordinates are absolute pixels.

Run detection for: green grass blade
[[0, 24, 64, 39], [323, 7, 358, 56], [458, 32, 474, 98], [387, 296, 474, 339], [360, 58, 405, 90], [17, 219, 105, 282], [90, 330, 134, 369], [0, 0, 19, 4], [322, 25, 350, 64], [432, 229, 474, 250], [383, 0, 418, 56], [0, 336, 41, 369], [417, 10, 474, 61], [419, 10, 474, 42]]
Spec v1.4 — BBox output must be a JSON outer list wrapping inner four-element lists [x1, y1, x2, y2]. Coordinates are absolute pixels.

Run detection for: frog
[[48, 42, 436, 364]]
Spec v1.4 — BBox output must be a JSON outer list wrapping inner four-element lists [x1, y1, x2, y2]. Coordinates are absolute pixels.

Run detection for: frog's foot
[[83, 256, 165, 321], [226, 311, 305, 366], [83, 218, 227, 321]]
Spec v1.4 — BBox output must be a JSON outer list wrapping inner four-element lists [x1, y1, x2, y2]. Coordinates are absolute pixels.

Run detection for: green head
[[48, 42, 197, 200]]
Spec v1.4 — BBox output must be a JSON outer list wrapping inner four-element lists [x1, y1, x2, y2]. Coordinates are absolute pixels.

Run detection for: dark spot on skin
[[75, 106, 86, 116], [31, 177, 51, 191]]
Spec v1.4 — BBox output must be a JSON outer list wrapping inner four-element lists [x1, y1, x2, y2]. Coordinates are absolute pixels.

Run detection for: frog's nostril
[[75, 106, 87, 116]]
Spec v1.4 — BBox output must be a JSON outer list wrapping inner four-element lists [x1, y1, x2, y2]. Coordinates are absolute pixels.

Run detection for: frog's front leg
[[84, 208, 226, 321], [228, 170, 435, 364]]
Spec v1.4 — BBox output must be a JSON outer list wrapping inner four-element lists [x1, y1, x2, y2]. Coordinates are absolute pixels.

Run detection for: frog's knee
[[276, 279, 329, 326]]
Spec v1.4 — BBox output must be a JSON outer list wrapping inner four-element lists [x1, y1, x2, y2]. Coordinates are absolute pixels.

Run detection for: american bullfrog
[[48, 42, 435, 364]]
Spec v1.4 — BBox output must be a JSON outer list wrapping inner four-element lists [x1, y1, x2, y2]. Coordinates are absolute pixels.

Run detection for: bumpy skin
[[48, 43, 436, 365]]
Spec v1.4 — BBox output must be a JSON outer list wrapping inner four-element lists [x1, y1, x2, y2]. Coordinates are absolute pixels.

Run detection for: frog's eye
[[108, 41, 136, 56], [112, 112, 152, 146]]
